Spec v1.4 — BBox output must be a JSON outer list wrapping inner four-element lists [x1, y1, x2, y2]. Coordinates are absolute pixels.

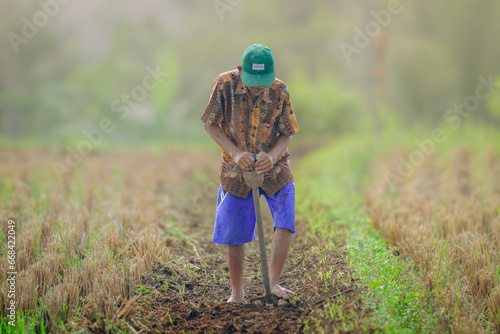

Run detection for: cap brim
[[241, 70, 275, 87]]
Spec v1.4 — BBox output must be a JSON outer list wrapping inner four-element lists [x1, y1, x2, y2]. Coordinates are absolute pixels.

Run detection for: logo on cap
[[252, 64, 265, 71]]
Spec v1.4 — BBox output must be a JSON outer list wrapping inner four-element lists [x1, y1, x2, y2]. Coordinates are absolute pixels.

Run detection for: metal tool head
[[250, 293, 279, 308], [243, 171, 264, 188]]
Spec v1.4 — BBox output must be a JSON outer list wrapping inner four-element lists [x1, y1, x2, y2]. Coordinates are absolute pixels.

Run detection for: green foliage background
[[1, 0, 499, 146]]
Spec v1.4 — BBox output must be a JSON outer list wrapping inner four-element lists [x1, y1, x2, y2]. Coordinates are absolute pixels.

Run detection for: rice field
[[0, 147, 220, 332], [364, 146, 500, 333], [2, 138, 500, 333], [0, 146, 375, 333]]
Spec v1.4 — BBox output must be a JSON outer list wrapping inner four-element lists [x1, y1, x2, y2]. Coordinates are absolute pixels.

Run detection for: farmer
[[202, 44, 299, 303]]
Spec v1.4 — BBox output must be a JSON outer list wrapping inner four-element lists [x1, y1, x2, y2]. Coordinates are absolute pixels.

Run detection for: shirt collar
[[235, 78, 248, 95], [234, 77, 272, 103], [260, 88, 272, 103]]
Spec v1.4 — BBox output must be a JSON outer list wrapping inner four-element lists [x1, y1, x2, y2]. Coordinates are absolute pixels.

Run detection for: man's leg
[[269, 227, 295, 299], [263, 182, 296, 299], [212, 186, 257, 302], [227, 244, 245, 302]]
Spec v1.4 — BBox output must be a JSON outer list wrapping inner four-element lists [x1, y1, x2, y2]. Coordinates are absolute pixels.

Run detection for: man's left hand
[[255, 152, 274, 175]]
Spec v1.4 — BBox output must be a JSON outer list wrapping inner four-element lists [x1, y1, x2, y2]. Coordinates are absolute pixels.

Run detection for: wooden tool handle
[[252, 186, 272, 298]]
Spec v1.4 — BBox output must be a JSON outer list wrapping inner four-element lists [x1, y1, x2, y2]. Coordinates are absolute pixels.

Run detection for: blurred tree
[[287, 70, 363, 137], [488, 75, 500, 122], [1, 0, 499, 145], [386, 0, 500, 124]]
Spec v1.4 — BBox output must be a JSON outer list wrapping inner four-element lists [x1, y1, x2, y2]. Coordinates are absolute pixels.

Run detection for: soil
[[124, 215, 380, 333]]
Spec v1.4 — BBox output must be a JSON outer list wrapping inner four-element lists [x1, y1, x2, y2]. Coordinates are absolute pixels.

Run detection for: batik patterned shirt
[[202, 69, 299, 198]]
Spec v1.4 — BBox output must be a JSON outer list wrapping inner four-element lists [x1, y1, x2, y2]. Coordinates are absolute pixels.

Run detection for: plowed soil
[[128, 216, 378, 333]]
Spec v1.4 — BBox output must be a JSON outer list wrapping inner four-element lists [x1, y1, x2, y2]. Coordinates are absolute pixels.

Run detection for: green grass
[[295, 135, 439, 333], [0, 308, 49, 334], [346, 224, 437, 333]]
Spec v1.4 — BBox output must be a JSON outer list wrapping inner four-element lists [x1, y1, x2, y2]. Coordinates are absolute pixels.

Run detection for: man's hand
[[255, 152, 274, 175], [233, 151, 255, 171]]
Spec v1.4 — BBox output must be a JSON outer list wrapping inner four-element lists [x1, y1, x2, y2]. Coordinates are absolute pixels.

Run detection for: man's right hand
[[203, 124, 255, 171], [232, 151, 255, 171]]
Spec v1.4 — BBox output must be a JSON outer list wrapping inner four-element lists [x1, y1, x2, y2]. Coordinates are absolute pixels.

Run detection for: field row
[[365, 146, 500, 332]]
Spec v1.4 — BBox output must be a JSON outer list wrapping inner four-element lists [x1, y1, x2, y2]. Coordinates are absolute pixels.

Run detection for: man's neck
[[248, 91, 260, 105]]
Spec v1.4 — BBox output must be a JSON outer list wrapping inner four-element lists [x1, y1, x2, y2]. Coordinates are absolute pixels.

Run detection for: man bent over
[[201, 44, 299, 302]]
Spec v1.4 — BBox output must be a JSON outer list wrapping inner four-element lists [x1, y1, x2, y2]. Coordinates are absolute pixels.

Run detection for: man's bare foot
[[271, 284, 294, 299], [227, 293, 244, 303]]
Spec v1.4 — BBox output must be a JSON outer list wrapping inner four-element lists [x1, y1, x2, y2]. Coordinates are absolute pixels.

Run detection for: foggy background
[[1, 0, 500, 148]]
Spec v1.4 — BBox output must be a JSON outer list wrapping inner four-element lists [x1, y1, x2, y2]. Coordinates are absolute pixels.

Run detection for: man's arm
[[204, 123, 255, 171], [255, 134, 292, 175]]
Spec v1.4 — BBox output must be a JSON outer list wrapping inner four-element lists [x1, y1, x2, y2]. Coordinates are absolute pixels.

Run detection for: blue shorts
[[212, 182, 296, 245]]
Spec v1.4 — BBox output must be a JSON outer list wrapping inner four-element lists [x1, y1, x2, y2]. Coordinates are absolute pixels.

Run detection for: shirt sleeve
[[276, 88, 299, 136], [201, 76, 225, 125]]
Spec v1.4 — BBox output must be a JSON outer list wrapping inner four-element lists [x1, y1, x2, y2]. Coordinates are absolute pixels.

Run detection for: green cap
[[241, 44, 275, 87]]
